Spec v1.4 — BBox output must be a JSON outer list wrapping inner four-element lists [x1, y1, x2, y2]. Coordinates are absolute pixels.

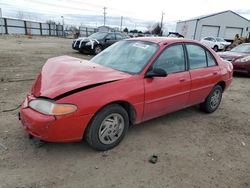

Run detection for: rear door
[[143, 44, 191, 121], [185, 43, 221, 105]]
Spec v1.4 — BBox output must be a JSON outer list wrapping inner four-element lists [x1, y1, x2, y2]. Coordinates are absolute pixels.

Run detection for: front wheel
[[200, 85, 222, 113], [85, 104, 129, 151]]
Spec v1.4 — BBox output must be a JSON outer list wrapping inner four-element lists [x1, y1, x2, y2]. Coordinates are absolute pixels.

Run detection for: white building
[[176, 10, 250, 41]]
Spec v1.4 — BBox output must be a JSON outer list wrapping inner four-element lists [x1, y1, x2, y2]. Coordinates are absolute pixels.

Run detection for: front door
[[144, 44, 191, 121]]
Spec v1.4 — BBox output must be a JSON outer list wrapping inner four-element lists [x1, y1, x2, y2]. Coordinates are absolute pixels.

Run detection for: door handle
[[179, 78, 186, 82]]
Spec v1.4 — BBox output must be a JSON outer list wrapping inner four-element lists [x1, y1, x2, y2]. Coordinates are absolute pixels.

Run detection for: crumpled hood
[[31, 56, 131, 99]]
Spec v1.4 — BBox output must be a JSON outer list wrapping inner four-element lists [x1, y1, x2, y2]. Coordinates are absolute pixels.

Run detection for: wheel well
[[109, 101, 136, 125], [91, 101, 136, 126], [216, 81, 226, 92]]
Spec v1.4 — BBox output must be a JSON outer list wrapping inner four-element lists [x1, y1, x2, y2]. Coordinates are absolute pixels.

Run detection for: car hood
[[218, 51, 248, 61], [31, 56, 131, 99]]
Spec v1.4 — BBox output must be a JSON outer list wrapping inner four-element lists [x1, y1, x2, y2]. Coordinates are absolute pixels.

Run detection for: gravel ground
[[0, 36, 250, 188]]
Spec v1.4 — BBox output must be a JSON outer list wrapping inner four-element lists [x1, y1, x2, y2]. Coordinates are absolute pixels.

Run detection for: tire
[[94, 45, 102, 55], [200, 85, 223, 113], [79, 48, 84, 54], [85, 104, 129, 151], [213, 45, 218, 52]]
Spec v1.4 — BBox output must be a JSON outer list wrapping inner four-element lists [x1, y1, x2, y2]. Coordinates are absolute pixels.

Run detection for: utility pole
[[61, 16, 64, 37], [160, 12, 165, 36], [103, 7, 107, 26], [0, 8, 3, 35], [120, 16, 123, 31]]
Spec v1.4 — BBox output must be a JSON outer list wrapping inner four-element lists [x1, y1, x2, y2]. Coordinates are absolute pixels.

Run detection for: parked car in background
[[72, 32, 128, 54], [200, 37, 231, 52], [20, 38, 233, 151], [218, 43, 250, 76], [167, 32, 184, 38]]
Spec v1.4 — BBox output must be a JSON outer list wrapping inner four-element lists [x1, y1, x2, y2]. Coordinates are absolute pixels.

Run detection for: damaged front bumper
[[19, 95, 93, 142]]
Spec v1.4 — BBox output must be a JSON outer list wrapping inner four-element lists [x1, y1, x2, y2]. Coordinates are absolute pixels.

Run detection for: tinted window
[[116, 34, 124, 40], [89, 32, 107, 40], [106, 33, 115, 40], [204, 37, 212, 41], [186, 44, 207, 69], [207, 52, 217, 66], [153, 45, 185, 74]]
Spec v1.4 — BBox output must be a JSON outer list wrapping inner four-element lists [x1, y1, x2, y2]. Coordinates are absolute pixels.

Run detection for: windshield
[[216, 37, 226, 42], [231, 44, 250, 53], [89, 32, 107, 40], [91, 40, 159, 74]]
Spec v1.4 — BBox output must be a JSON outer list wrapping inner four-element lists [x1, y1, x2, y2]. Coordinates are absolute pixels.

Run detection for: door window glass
[[186, 44, 207, 69], [207, 51, 217, 66], [153, 45, 185, 74], [106, 33, 115, 40]]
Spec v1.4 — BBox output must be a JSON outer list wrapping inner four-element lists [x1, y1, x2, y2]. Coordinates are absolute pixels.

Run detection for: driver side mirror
[[145, 68, 167, 78]]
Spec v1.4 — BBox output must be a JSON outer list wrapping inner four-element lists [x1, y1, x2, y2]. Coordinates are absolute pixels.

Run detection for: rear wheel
[[200, 85, 222, 113], [85, 104, 129, 151]]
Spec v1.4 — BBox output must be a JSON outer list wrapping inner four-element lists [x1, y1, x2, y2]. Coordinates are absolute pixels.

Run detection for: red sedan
[[20, 38, 233, 150], [218, 43, 250, 76]]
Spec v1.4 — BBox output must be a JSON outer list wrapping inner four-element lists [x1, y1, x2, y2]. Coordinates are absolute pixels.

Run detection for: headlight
[[85, 41, 92, 46], [29, 98, 77, 116], [235, 56, 250, 63]]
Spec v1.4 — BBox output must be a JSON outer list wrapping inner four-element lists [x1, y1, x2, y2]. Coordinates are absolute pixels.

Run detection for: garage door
[[224, 27, 243, 40], [200, 25, 219, 40]]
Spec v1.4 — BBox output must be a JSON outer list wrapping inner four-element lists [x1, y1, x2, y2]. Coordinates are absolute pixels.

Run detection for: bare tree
[[151, 23, 162, 36]]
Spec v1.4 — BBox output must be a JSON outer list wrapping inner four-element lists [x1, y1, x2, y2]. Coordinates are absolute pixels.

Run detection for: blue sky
[[0, 0, 250, 31]]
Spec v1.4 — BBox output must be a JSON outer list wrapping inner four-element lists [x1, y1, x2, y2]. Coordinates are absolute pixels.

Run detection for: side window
[[106, 33, 115, 40], [207, 51, 217, 66], [116, 34, 124, 40], [186, 44, 207, 69], [153, 45, 185, 74]]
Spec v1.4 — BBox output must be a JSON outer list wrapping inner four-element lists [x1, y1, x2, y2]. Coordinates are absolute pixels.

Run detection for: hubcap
[[210, 89, 221, 109], [98, 113, 125, 145]]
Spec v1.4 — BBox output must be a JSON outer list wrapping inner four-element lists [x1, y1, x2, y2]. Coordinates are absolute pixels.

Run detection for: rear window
[[186, 44, 207, 69]]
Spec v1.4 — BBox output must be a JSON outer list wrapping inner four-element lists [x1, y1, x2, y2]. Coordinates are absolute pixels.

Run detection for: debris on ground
[[102, 151, 109, 157], [149, 155, 158, 164], [207, 151, 213, 157], [241, 141, 246, 146]]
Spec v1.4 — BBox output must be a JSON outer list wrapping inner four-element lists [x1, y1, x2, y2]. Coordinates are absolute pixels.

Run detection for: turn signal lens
[[52, 104, 77, 116]]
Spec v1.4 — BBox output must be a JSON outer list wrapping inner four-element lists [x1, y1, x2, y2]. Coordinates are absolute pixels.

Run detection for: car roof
[[127, 37, 199, 45]]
